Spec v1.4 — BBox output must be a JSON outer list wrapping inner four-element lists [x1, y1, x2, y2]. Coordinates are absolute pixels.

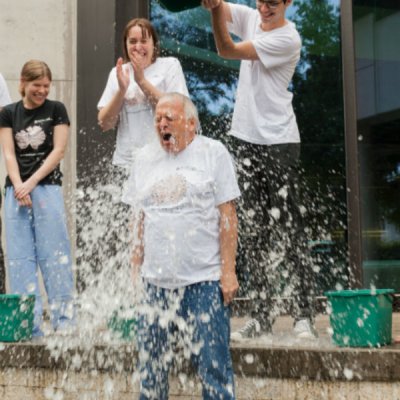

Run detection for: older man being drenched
[[122, 92, 241, 400]]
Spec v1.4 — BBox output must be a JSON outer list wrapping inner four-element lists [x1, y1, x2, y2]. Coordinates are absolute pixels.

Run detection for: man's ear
[[188, 117, 197, 133]]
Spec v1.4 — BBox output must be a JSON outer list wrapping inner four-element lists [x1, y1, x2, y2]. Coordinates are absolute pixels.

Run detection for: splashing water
[[30, 132, 349, 399]]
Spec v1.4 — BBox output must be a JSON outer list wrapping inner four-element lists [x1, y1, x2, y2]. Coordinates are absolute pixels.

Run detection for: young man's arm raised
[[202, 0, 259, 60]]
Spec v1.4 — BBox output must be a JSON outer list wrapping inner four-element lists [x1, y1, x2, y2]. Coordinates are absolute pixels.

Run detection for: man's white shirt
[[123, 135, 240, 289]]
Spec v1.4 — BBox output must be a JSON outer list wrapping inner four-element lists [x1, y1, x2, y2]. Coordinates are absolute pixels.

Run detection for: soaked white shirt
[[122, 136, 241, 289], [0, 73, 11, 107], [228, 3, 301, 145], [98, 57, 188, 168]]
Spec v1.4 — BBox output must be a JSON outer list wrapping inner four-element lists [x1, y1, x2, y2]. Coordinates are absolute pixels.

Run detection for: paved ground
[[230, 312, 400, 349], [32, 309, 400, 351]]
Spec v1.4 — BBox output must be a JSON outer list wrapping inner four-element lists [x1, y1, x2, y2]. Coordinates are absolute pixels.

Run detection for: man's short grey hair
[[158, 92, 199, 130]]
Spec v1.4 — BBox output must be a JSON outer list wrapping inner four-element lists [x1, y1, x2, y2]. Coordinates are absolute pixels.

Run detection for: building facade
[[1, 0, 399, 294]]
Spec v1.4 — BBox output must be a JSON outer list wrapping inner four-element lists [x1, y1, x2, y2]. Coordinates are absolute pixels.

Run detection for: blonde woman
[[0, 60, 75, 337]]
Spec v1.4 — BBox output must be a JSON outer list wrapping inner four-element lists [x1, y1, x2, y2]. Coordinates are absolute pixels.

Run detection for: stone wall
[[2, 368, 400, 400], [2, 342, 400, 399]]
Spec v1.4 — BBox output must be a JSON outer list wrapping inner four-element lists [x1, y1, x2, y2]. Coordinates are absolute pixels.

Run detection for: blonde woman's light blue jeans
[[5, 185, 75, 336]]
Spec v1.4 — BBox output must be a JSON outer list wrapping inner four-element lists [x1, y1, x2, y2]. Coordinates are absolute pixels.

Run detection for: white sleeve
[[0, 74, 11, 107], [213, 143, 241, 206], [164, 58, 189, 96], [227, 3, 255, 39], [97, 68, 118, 109], [253, 29, 301, 69]]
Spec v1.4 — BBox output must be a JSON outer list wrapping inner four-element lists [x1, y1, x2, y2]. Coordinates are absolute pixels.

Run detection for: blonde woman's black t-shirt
[[0, 99, 70, 187]]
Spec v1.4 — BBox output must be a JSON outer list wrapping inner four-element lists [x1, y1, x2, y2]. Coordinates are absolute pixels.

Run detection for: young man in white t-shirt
[[123, 93, 240, 399], [0, 73, 11, 294], [203, 0, 316, 340]]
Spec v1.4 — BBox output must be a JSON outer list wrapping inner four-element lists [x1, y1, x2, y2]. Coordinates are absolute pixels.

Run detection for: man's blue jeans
[[137, 281, 235, 400], [4, 185, 75, 335]]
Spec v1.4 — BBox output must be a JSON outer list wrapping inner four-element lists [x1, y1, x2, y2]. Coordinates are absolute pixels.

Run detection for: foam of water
[[35, 144, 349, 398]]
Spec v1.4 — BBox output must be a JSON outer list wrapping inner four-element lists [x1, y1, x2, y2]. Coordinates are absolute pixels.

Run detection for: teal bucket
[[325, 289, 394, 347], [107, 307, 136, 341], [0, 294, 35, 342]]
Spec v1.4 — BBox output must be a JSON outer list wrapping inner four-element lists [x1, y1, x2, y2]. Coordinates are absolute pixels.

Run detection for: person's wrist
[[118, 87, 127, 96], [136, 77, 146, 87], [212, 0, 222, 10], [26, 175, 38, 186]]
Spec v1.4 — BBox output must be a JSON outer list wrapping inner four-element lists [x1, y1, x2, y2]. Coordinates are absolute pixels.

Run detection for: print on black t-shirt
[[0, 99, 70, 187]]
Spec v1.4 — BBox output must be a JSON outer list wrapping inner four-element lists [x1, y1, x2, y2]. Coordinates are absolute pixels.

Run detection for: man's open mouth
[[163, 133, 172, 141]]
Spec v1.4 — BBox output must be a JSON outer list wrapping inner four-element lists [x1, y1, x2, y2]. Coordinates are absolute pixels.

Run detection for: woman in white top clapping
[[98, 18, 189, 175]]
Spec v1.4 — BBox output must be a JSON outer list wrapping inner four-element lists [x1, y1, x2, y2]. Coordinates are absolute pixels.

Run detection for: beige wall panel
[[0, 0, 74, 79]]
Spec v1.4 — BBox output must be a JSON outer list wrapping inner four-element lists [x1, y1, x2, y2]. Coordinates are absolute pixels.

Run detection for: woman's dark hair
[[122, 18, 159, 63]]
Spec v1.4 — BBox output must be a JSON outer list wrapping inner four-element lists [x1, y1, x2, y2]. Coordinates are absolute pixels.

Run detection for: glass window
[[151, 0, 348, 295], [353, 0, 400, 290]]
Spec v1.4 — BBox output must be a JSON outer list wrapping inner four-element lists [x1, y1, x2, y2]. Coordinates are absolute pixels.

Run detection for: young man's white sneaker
[[231, 318, 261, 341], [293, 319, 318, 339]]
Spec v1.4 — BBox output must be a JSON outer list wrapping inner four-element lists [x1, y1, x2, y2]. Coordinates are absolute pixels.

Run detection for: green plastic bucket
[[107, 307, 136, 341], [325, 289, 394, 347], [0, 294, 35, 342]]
